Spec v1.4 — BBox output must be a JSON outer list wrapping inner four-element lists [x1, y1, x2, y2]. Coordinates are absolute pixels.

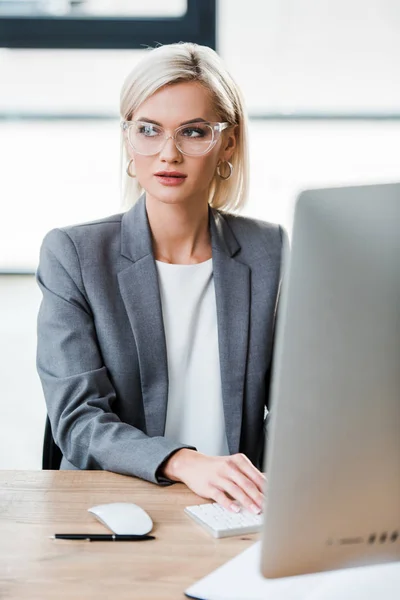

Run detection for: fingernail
[[230, 503, 241, 513], [250, 504, 261, 515]]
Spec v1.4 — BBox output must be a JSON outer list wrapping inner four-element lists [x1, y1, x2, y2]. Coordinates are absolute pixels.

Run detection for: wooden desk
[[0, 471, 257, 599]]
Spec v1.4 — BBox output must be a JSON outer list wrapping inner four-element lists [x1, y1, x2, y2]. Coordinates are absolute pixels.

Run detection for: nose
[[158, 136, 182, 162]]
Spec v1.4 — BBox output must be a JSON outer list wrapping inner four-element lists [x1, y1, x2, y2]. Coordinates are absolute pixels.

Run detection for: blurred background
[[1, 0, 399, 468]]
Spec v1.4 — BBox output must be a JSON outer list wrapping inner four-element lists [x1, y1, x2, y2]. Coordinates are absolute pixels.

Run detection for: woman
[[36, 42, 284, 516]]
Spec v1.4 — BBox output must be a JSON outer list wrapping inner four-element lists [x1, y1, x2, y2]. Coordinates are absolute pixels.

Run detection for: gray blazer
[[36, 195, 283, 484]]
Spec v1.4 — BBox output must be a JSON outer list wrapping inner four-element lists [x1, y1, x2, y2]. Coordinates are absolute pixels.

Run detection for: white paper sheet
[[185, 542, 400, 600]]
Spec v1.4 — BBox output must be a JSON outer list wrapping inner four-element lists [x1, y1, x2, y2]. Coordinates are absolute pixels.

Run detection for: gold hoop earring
[[216, 160, 233, 180], [126, 159, 136, 178]]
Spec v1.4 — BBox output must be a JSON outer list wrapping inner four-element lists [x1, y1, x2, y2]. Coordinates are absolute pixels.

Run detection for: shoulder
[[41, 212, 124, 258], [49, 212, 123, 243], [221, 211, 282, 237], [220, 210, 284, 253], [63, 212, 123, 232]]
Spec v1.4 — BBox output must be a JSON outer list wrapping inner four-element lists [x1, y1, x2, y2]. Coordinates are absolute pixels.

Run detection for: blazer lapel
[[210, 209, 250, 455], [118, 195, 168, 437]]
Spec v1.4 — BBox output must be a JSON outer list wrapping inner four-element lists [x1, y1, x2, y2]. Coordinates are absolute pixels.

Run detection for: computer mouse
[[88, 502, 153, 535]]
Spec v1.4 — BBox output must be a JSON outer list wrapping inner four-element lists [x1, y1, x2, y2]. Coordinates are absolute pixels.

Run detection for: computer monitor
[[261, 182, 400, 578]]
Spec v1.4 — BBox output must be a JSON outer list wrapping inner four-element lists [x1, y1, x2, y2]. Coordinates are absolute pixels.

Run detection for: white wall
[[219, 0, 400, 114], [1, 0, 399, 115]]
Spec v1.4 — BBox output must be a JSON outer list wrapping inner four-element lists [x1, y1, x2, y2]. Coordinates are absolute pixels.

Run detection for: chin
[[150, 185, 194, 205]]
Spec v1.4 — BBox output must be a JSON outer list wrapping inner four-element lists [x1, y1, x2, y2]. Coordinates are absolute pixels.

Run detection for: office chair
[[42, 415, 63, 470]]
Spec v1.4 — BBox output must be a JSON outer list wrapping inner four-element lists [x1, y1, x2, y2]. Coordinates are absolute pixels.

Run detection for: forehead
[[133, 81, 218, 125]]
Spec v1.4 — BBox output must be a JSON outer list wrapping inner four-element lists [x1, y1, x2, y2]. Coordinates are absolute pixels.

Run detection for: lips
[[154, 171, 187, 178]]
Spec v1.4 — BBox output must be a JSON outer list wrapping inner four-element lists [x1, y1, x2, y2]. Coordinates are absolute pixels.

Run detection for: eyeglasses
[[121, 120, 230, 157]]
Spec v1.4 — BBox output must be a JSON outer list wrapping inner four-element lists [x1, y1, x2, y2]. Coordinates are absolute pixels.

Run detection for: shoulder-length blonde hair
[[119, 42, 249, 213]]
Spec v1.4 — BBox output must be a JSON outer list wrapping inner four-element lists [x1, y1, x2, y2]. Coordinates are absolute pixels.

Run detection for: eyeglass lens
[[128, 122, 216, 156]]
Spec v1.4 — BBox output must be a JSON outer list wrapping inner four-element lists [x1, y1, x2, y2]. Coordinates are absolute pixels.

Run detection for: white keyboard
[[184, 502, 263, 538]]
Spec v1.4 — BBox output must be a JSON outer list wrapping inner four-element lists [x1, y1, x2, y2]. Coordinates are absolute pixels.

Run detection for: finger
[[223, 466, 263, 511], [235, 453, 266, 483], [224, 457, 265, 500], [220, 478, 262, 514], [232, 454, 267, 492], [210, 486, 243, 513]]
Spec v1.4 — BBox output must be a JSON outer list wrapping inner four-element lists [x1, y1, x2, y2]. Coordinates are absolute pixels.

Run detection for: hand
[[162, 449, 266, 514]]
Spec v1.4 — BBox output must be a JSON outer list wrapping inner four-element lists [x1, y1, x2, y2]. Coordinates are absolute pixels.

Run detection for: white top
[[156, 258, 229, 456]]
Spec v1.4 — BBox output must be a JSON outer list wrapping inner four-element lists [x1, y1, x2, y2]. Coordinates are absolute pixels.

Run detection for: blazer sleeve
[[36, 228, 195, 485]]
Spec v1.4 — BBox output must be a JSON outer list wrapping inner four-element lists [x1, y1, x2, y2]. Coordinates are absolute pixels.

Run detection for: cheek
[[188, 156, 218, 183], [132, 155, 154, 183]]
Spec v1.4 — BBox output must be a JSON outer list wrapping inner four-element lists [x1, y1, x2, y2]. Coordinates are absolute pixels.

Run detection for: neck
[[145, 194, 212, 265]]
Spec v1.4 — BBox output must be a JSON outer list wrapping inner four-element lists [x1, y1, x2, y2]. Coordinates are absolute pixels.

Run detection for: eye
[[137, 123, 162, 137], [181, 126, 207, 138]]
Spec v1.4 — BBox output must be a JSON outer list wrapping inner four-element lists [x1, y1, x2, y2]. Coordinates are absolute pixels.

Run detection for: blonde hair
[[119, 42, 249, 213]]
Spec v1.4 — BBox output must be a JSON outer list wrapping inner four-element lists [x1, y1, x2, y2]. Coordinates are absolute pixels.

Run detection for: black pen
[[51, 533, 155, 541]]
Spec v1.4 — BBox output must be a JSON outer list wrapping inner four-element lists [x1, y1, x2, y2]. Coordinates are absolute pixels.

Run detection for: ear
[[218, 125, 238, 163], [123, 133, 134, 159]]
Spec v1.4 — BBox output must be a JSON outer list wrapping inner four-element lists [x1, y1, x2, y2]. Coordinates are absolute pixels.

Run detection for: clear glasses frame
[[120, 120, 230, 157]]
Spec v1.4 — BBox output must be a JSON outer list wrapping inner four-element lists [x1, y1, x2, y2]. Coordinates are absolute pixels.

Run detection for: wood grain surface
[[0, 470, 258, 599]]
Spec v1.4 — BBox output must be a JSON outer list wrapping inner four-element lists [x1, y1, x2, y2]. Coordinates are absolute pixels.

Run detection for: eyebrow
[[135, 117, 208, 126]]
